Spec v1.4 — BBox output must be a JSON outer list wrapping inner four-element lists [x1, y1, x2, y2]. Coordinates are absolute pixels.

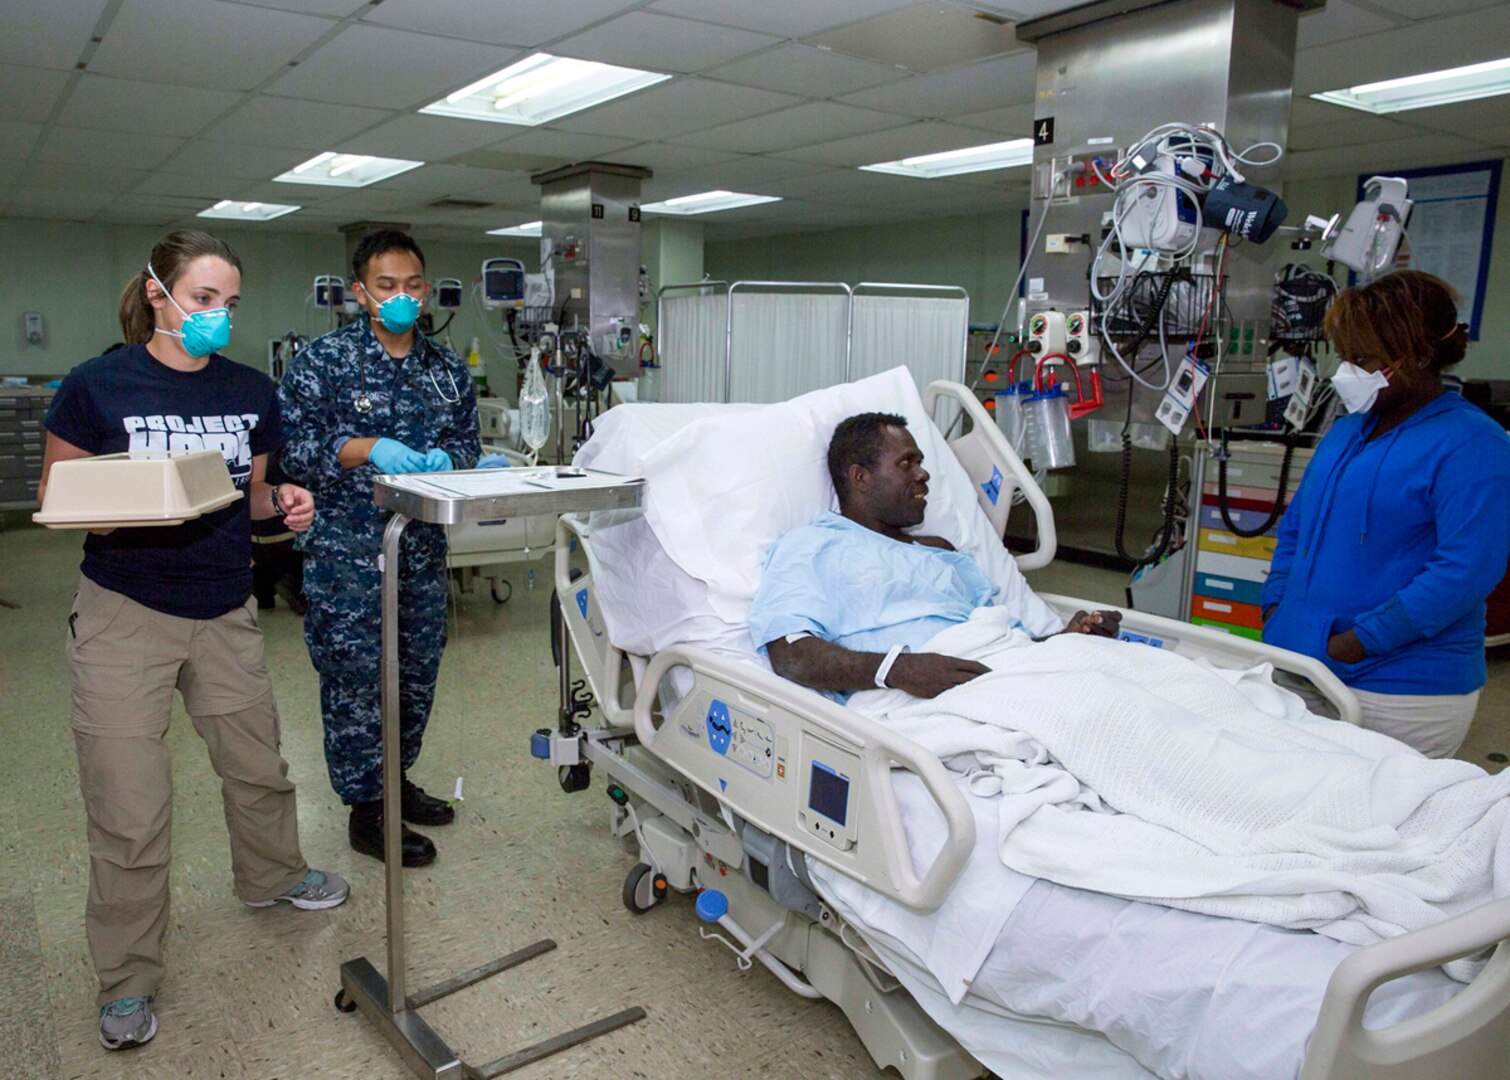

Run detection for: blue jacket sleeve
[[1352, 430, 1510, 656], [276, 349, 348, 490], [433, 346, 480, 470], [1260, 466, 1311, 613]]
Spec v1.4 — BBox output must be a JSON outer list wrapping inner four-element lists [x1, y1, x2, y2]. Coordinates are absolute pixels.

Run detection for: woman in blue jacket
[[1262, 271, 1510, 757]]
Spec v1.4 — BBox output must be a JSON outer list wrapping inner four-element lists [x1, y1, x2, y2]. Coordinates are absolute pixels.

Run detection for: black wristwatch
[[270, 484, 286, 516]]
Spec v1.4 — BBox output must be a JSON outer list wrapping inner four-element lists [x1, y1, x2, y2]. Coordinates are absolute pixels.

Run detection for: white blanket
[[850, 608, 1510, 979]]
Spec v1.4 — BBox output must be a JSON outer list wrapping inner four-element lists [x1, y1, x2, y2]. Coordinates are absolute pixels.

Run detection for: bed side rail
[[1300, 898, 1510, 1080], [555, 515, 631, 727], [1037, 591, 1363, 727], [923, 379, 1056, 572], [632, 646, 975, 913]]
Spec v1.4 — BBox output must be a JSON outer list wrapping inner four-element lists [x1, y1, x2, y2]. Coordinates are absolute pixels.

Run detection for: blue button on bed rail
[[695, 890, 728, 923], [529, 728, 551, 759]]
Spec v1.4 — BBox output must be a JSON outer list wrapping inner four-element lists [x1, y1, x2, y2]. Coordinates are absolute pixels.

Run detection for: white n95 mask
[[1330, 361, 1390, 414]]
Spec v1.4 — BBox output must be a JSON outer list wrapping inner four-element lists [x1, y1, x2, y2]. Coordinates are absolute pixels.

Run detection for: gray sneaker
[[99, 996, 156, 1050], [245, 869, 350, 911]]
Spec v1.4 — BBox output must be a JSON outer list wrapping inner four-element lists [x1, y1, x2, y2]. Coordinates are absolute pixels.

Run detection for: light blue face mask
[[148, 263, 232, 358], [362, 283, 421, 334]]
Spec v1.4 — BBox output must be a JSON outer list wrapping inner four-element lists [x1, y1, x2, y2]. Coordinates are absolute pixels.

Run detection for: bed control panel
[[703, 699, 775, 779], [798, 736, 860, 852]]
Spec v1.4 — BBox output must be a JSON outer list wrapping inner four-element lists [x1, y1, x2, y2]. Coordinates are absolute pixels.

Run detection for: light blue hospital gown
[[747, 512, 1014, 692]]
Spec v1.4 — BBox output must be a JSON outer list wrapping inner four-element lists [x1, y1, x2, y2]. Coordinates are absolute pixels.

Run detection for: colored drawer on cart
[[1191, 595, 1264, 630], [1193, 573, 1266, 607], [1199, 529, 1277, 561]]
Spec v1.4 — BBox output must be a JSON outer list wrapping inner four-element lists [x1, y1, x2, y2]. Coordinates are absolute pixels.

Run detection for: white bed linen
[[809, 772, 1463, 1080]]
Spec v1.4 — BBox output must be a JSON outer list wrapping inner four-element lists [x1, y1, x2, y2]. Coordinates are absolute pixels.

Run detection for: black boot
[[349, 801, 436, 867], [402, 779, 456, 826]]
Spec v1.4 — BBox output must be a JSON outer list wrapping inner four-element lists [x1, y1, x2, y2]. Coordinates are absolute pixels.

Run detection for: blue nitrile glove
[[423, 448, 453, 472], [477, 454, 512, 469], [369, 438, 427, 474]]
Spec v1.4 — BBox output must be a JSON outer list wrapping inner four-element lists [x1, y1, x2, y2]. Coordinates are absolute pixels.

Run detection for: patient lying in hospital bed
[[572, 368, 1508, 1080], [751, 409, 1510, 978]]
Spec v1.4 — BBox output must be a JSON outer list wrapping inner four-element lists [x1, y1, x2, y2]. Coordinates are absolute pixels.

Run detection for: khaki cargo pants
[[67, 576, 308, 1006]]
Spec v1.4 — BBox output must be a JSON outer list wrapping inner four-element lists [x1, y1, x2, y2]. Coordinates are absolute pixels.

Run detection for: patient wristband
[[875, 644, 909, 689]]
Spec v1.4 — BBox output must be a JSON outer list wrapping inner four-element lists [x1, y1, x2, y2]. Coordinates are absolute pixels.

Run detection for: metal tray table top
[[373, 465, 643, 525]]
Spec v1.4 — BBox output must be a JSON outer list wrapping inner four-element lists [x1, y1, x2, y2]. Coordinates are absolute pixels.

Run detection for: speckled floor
[[0, 522, 1505, 1080]]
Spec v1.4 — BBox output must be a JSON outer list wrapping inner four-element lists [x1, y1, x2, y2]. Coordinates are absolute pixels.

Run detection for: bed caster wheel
[[334, 989, 357, 1013], [559, 763, 590, 793], [624, 862, 666, 914], [491, 580, 512, 604]]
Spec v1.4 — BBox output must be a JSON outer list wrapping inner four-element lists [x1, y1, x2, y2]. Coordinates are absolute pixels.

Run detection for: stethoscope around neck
[[353, 339, 462, 414]]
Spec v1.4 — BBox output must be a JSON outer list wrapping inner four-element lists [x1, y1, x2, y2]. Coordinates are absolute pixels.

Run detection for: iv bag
[[519, 346, 551, 453]]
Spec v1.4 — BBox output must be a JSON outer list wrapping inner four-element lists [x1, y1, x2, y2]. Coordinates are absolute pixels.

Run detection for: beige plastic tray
[[33, 450, 242, 529]]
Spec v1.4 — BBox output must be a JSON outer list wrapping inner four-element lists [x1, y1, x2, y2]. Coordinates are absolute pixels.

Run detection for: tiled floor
[[0, 523, 1505, 1079]]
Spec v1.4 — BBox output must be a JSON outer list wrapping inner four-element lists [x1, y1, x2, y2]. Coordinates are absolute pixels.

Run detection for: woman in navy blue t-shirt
[[40, 230, 349, 1052]]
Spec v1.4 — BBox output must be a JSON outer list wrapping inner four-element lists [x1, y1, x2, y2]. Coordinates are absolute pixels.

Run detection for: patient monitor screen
[[808, 762, 850, 826]]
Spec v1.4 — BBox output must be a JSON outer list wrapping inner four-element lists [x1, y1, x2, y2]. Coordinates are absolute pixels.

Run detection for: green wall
[[0, 220, 538, 401]]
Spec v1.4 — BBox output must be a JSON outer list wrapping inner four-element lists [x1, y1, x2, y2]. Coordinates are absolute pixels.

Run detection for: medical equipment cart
[[334, 466, 646, 1080]]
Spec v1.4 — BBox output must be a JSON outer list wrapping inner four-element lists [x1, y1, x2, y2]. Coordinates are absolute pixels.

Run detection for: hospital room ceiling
[[2, 0, 1507, 242]]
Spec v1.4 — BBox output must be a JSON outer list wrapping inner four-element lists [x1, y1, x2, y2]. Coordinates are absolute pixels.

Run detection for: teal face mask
[[364, 285, 421, 334], [148, 263, 232, 358]]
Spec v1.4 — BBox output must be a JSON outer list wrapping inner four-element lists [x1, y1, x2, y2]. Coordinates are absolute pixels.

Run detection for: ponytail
[[118, 229, 243, 345], [117, 270, 154, 344]]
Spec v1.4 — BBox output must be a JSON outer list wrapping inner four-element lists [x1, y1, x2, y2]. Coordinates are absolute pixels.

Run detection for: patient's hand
[[887, 653, 990, 698], [1065, 609, 1122, 638]]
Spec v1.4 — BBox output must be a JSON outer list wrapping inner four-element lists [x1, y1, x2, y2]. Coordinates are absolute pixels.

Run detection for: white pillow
[[634, 368, 1059, 634]]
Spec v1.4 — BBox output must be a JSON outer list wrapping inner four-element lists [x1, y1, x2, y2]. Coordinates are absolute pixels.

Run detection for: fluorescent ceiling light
[[640, 190, 781, 216], [421, 52, 670, 127], [486, 221, 542, 237], [197, 200, 300, 222], [860, 137, 1035, 178], [274, 152, 423, 188], [1312, 55, 1510, 114]]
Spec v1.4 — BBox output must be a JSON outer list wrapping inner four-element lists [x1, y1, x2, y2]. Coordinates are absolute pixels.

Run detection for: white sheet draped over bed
[[850, 608, 1510, 980]]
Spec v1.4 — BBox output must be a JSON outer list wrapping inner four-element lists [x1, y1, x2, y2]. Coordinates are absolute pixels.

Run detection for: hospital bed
[[547, 370, 1510, 1080]]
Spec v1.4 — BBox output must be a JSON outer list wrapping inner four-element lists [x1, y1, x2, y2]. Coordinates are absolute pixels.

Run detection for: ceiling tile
[[203, 95, 394, 149], [490, 128, 640, 161], [0, 1, 111, 70], [553, 78, 801, 140], [704, 42, 909, 98], [1287, 112, 1420, 152], [1281, 134, 1488, 180], [641, 155, 830, 200], [775, 120, 1004, 167], [747, 168, 874, 199], [0, 120, 45, 161], [1294, 4, 1510, 94], [162, 139, 311, 178], [837, 51, 1037, 118], [220, 0, 368, 14], [93, 206, 187, 226], [337, 114, 519, 161], [37, 126, 184, 170], [953, 102, 1034, 138], [313, 188, 430, 215], [375, 164, 515, 195], [601, 142, 743, 171], [1296, 1, 1402, 49], [0, 64, 74, 123], [446, 173, 540, 206], [134, 172, 251, 200], [670, 102, 910, 153], [361, 0, 635, 48], [649, 0, 918, 39], [267, 24, 518, 109], [57, 75, 244, 137], [5, 189, 116, 216], [553, 12, 782, 74], [17, 161, 150, 194], [449, 148, 571, 173], [88, 0, 337, 91], [1407, 95, 1510, 137], [1360, 0, 1504, 18]]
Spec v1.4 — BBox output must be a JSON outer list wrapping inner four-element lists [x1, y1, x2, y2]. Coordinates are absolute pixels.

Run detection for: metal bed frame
[[545, 381, 1510, 1079]]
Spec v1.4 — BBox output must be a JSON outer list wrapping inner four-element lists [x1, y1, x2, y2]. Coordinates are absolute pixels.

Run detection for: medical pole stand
[[336, 512, 644, 1079]]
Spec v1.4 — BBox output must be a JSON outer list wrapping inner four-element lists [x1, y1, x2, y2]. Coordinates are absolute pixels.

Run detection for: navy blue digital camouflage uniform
[[277, 315, 479, 804]]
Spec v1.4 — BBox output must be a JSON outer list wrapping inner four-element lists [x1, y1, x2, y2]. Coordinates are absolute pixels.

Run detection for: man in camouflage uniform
[[278, 230, 479, 867]]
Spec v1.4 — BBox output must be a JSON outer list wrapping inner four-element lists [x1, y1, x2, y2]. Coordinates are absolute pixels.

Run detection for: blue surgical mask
[[363, 285, 421, 334], [148, 263, 232, 358]]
